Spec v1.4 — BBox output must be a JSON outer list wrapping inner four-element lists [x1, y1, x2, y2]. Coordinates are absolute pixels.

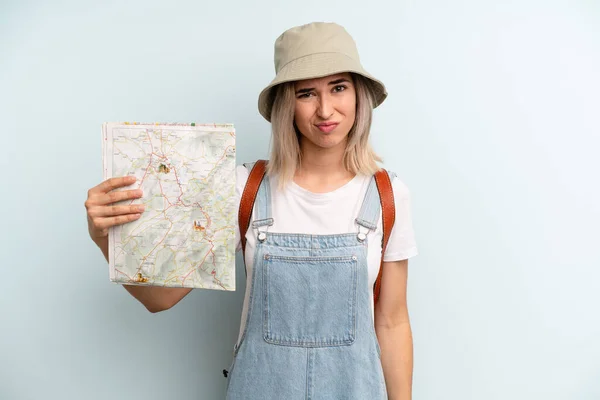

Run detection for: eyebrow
[[295, 78, 350, 94]]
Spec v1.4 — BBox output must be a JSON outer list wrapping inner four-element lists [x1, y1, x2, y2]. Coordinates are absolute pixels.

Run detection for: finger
[[89, 203, 146, 218], [94, 213, 142, 230], [89, 176, 137, 196], [97, 188, 143, 206]]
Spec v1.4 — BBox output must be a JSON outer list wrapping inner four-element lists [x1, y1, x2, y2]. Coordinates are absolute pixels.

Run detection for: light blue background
[[1, 1, 599, 399]]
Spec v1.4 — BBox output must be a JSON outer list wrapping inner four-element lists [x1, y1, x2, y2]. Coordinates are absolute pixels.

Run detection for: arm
[[97, 236, 193, 313], [374, 259, 413, 400]]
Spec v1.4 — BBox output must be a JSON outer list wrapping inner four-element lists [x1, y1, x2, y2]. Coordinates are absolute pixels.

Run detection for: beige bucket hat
[[258, 22, 388, 122]]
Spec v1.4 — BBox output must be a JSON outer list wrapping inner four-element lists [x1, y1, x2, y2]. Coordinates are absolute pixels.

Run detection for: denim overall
[[226, 169, 392, 399]]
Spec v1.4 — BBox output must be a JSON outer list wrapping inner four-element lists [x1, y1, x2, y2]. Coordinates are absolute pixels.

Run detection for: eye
[[333, 85, 347, 93], [297, 92, 314, 99]]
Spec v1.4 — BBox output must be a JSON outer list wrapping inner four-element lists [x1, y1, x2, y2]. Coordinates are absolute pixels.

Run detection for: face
[[293, 72, 356, 151]]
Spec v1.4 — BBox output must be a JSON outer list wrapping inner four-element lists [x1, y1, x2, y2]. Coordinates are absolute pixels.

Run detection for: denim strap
[[251, 171, 273, 230], [355, 170, 396, 232]]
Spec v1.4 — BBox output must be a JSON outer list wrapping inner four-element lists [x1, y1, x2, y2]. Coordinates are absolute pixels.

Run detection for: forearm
[[376, 322, 413, 400], [123, 284, 192, 313], [94, 236, 192, 313]]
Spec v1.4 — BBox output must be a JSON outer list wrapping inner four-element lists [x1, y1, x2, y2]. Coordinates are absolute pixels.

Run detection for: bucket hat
[[258, 22, 388, 122]]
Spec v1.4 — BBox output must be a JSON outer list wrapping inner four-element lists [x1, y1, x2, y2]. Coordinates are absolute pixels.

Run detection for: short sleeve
[[234, 165, 250, 253], [383, 176, 419, 262]]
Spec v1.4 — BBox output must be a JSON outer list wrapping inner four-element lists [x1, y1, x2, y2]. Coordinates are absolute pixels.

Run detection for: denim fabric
[[226, 172, 388, 399]]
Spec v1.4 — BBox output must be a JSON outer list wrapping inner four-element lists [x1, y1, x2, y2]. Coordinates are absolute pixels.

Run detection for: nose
[[317, 94, 333, 119]]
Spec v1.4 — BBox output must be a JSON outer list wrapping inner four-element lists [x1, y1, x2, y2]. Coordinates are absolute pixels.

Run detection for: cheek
[[334, 91, 356, 116], [294, 104, 311, 129], [341, 97, 356, 123]]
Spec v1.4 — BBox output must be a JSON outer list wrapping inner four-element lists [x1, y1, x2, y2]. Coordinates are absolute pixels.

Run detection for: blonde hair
[[266, 73, 383, 188]]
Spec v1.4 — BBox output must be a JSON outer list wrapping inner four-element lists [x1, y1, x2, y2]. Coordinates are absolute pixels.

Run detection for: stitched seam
[[277, 51, 355, 72], [264, 255, 356, 262], [238, 160, 266, 257], [374, 169, 395, 304]]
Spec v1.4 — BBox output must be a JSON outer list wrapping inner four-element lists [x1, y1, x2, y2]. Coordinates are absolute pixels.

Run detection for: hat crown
[[273, 22, 360, 73]]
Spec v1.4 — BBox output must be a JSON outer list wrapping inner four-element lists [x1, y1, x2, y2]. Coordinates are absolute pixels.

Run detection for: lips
[[316, 122, 339, 133]]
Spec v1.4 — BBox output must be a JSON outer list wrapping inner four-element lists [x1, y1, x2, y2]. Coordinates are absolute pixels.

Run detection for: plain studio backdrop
[[1, 1, 598, 399]]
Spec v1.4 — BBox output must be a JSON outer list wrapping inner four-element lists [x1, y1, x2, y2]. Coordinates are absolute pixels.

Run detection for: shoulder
[[235, 164, 250, 194], [235, 161, 271, 191], [236, 164, 250, 180], [380, 169, 411, 202]]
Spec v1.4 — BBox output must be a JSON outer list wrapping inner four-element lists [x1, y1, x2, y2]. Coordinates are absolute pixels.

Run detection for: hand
[[85, 176, 145, 245]]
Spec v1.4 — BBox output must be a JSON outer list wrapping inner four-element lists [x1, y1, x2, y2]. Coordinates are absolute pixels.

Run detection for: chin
[[309, 135, 347, 150]]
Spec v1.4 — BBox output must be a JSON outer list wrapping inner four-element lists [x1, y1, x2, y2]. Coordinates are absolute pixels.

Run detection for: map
[[102, 122, 236, 291]]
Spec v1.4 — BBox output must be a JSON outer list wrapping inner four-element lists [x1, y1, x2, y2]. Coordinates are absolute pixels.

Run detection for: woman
[[86, 22, 418, 399]]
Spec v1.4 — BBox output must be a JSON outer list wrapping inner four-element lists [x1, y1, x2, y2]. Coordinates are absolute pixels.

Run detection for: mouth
[[316, 122, 339, 133]]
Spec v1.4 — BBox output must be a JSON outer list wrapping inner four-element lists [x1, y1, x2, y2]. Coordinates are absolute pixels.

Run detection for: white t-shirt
[[234, 164, 418, 345]]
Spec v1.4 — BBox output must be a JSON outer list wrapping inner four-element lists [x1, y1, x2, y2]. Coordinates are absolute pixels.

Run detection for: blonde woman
[[86, 22, 418, 399]]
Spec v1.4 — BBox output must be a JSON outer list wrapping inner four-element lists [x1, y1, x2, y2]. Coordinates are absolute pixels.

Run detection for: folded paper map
[[102, 122, 236, 290]]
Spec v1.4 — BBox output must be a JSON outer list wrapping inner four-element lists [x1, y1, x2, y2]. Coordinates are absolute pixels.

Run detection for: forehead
[[294, 72, 353, 88]]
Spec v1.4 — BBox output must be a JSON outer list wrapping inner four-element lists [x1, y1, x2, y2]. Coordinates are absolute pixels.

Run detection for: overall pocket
[[261, 253, 358, 347]]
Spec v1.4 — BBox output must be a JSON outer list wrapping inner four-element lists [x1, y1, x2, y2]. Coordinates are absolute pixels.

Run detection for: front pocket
[[262, 254, 358, 347]]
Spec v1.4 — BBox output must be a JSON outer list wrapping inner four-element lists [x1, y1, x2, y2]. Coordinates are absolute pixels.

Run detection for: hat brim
[[258, 52, 387, 122]]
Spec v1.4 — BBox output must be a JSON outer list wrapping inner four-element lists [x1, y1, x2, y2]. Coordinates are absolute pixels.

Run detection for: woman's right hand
[[85, 175, 145, 247]]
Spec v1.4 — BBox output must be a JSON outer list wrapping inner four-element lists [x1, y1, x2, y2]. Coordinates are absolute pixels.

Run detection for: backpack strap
[[373, 169, 396, 305], [238, 159, 267, 274]]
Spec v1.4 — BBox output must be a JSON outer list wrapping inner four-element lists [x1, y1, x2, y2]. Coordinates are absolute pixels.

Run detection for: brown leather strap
[[373, 169, 395, 305], [238, 160, 267, 274]]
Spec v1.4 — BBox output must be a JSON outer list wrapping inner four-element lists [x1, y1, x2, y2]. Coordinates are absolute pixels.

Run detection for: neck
[[293, 138, 354, 191], [298, 138, 347, 173]]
